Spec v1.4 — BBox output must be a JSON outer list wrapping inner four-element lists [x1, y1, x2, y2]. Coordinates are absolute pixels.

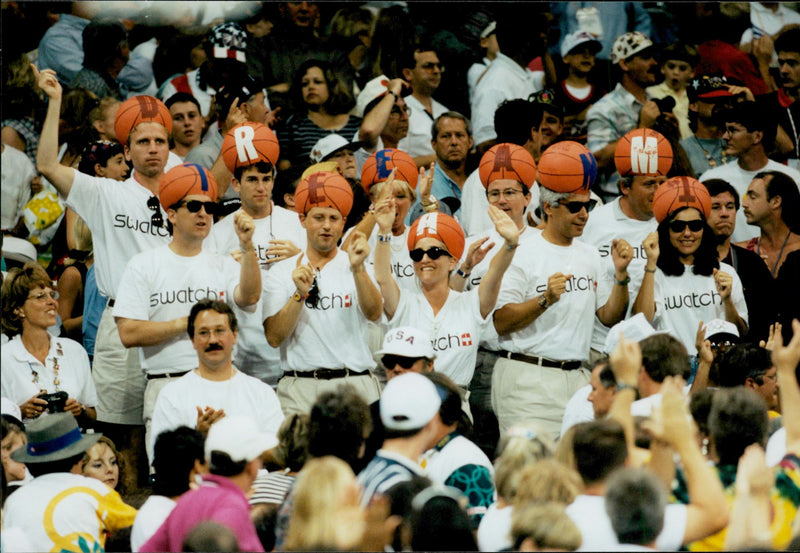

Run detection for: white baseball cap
[[703, 319, 740, 341], [603, 313, 659, 353], [380, 372, 441, 431], [356, 75, 393, 118], [560, 30, 602, 58], [309, 134, 361, 164], [610, 31, 654, 64], [377, 326, 435, 359], [205, 416, 278, 464]]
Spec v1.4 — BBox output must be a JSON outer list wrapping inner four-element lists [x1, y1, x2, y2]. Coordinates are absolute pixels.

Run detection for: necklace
[[757, 231, 791, 278], [28, 341, 64, 392], [693, 136, 728, 169]]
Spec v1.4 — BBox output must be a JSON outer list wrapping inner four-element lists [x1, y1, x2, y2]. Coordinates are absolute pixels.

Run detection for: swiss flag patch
[[461, 333, 472, 346], [344, 294, 352, 307]]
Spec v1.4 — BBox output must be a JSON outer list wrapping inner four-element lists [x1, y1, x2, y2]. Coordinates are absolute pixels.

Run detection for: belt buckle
[[313, 369, 319, 380]]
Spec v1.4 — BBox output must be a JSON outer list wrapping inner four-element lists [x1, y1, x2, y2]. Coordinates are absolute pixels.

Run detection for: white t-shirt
[[262, 250, 378, 372], [131, 495, 176, 552], [3, 472, 137, 553], [66, 170, 170, 298], [477, 503, 513, 552], [205, 206, 306, 385], [580, 198, 657, 351], [397, 94, 448, 158], [496, 234, 613, 361], [699, 159, 800, 243], [363, 225, 418, 294], [113, 245, 244, 374], [651, 262, 748, 355], [1, 335, 98, 419], [389, 288, 490, 386], [560, 384, 594, 437], [149, 369, 284, 457], [1, 144, 35, 230], [566, 493, 687, 551]]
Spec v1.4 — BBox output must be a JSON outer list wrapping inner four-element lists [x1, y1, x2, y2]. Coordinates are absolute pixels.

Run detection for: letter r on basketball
[[234, 126, 257, 163]]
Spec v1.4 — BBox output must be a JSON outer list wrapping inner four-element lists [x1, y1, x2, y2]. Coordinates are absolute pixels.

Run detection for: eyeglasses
[[174, 200, 218, 215], [147, 196, 163, 228], [668, 219, 704, 233], [487, 188, 524, 201], [382, 354, 424, 370], [27, 290, 58, 301], [560, 200, 596, 214], [305, 271, 320, 309], [409, 247, 451, 262], [420, 62, 444, 72]]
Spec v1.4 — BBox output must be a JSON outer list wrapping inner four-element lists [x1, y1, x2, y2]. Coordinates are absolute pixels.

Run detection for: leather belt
[[499, 351, 582, 371], [146, 371, 189, 380], [283, 368, 364, 380]]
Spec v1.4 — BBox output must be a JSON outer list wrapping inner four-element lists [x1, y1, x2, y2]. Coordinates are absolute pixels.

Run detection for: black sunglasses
[[382, 354, 424, 370], [561, 200, 596, 214], [409, 247, 451, 262], [147, 196, 163, 228], [669, 219, 704, 233], [174, 200, 218, 215], [305, 273, 320, 309]]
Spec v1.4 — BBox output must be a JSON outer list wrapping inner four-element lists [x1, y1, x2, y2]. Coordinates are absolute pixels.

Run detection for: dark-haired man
[[166, 92, 204, 160], [760, 27, 800, 169], [715, 344, 779, 414]]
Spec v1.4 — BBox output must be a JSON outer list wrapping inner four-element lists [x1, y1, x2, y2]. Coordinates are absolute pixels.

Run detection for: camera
[[38, 391, 68, 413]]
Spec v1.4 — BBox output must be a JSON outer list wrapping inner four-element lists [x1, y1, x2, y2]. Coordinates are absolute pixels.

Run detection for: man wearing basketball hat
[[113, 162, 261, 464], [35, 66, 176, 483], [3, 413, 137, 552], [263, 171, 383, 415], [492, 142, 633, 438]]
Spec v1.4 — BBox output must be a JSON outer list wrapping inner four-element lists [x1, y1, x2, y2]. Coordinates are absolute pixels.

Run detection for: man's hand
[[291, 255, 315, 297], [31, 65, 61, 101], [196, 405, 225, 433], [696, 321, 714, 366], [609, 333, 642, 386], [759, 322, 782, 351], [639, 101, 661, 128], [752, 35, 774, 66], [713, 268, 733, 300], [642, 232, 659, 265], [735, 444, 774, 496], [653, 376, 691, 447], [348, 230, 370, 269], [266, 239, 300, 264], [771, 319, 800, 372], [222, 97, 247, 133], [544, 272, 572, 305], [64, 397, 84, 417], [264, 106, 282, 129], [233, 210, 256, 245], [611, 238, 633, 277]]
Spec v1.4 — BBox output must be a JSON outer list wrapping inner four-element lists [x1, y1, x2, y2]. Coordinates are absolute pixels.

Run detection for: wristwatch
[[292, 291, 304, 302], [615, 383, 638, 393], [538, 295, 549, 309]]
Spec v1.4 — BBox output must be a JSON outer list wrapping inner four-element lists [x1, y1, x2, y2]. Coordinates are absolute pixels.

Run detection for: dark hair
[[598, 363, 617, 389], [272, 413, 310, 472], [385, 476, 433, 551], [208, 450, 248, 477], [187, 299, 238, 339], [689, 388, 716, 437], [165, 91, 202, 112], [431, 111, 472, 141], [233, 161, 274, 183], [605, 468, 666, 545], [183, 520, 240, 552], [572, 420, 627, 486], [82, 19, 128, 72], [656, 208, 719, 277], [659, 42, 699, 66], [410, 494, 477, 551], [775, 27, 800, 56], [640, 334, 691, 382], [709, 387, 768, 465], [425, 373, 463, 427], [215, 76, 264, 124], [1, 263, 53, 336], [290, 59, 354, 115], [723, 101, 776, 151], [273, 165, 306, 207], [715, 345, 772, 388], [757, 171, 800, 229], [307, 385, 371, 472], [494, 99, 542, 147], [27, 453, 85, 477], [152, 426, 205, 497], [78, 140, 125, 175], [398, 42, 437, 73], [702, 178, 740, 210]]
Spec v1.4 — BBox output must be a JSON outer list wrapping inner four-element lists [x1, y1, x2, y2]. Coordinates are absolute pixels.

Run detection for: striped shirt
[[279, 113, 362, 167], [357, 449, 424, 507]]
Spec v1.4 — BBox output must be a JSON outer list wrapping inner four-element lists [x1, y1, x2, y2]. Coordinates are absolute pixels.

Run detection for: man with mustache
[[149, 300, 283, 461]]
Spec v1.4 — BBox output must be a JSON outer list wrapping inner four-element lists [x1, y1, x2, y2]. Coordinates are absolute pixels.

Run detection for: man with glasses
[[399, 46, 450, 167], [491, 146, 633, 438], [113, 163, 261, 465], [262, 171, 383, 416], [357, 75, 411, 171]]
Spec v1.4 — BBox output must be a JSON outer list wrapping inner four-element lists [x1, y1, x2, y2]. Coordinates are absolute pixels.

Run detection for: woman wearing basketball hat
[[373, 193, 520, 388], [633, 177, 748, 355]]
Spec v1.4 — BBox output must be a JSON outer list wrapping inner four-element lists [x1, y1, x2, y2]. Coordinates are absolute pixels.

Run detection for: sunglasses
[[669, 219, 704, 233], [147, 196, 163, 228], [560, 200, 596, 214], [174, 200, 218, 215], [382, 354, 424, 370], [409, 247, 451, 262], [305, 273, 320, 309]]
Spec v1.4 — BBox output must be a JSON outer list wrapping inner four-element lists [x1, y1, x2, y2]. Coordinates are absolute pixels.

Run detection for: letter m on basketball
[[234, 126, 258, 163], [630, 136, 658, 174]]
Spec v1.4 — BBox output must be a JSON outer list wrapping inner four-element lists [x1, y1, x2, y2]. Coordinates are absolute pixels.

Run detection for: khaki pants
[[277, 372, 382, 416], [491, 357, 590, 441]]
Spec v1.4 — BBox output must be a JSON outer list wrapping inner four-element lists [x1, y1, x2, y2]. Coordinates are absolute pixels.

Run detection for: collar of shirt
[[375, 448, 426, 474], [612, 82, 644, 109], [434, 163, 461, 196], [8, 334, 57, 364], [200, 473, 249, 494]]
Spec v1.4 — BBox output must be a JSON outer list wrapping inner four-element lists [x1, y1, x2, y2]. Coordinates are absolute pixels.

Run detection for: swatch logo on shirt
[[598, 243, 647, 260], [307, 293, 353, 310], [432, 332, 473, 351], [662, 290, 721, 310], [392, 262, 415, 279], [534, 274, 597, 295], [150, 287, 225, 307], [114, 214, 171, 237]]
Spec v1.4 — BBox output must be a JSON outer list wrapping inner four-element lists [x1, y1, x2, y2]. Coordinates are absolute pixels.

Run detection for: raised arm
[[359, 79, 406, 150], [713, 268, 747, 336], [264, 255, 314, 347], [771, 319, 800, 456], [32, 65, 75, 197], [348, 230, 383, 322], [608, 335, 642, 465], [372, 183, 401, 318], [231, 211, 262, 308], [596, 238, 633, 326], [477, 206, 519, 319], [632, 231, 659, 321]]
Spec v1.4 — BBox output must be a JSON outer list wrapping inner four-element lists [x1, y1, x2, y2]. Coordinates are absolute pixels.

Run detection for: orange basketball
[[407, 212, 465, 260], [295, 171, 354, 217], [614, 129, 673, 176], [114, 95, 172, 147], [652, 176, 711, 223], [159, 163, 218, 210], [537, 141, 597, 193], [361, 149, 419, 193], [221, 122, 280, 173], [479, 143, 537, 188]]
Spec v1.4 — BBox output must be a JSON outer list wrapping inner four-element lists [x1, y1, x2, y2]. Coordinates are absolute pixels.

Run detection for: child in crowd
[[557, 31, 606, 144], [646, 43, 699, 140]]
